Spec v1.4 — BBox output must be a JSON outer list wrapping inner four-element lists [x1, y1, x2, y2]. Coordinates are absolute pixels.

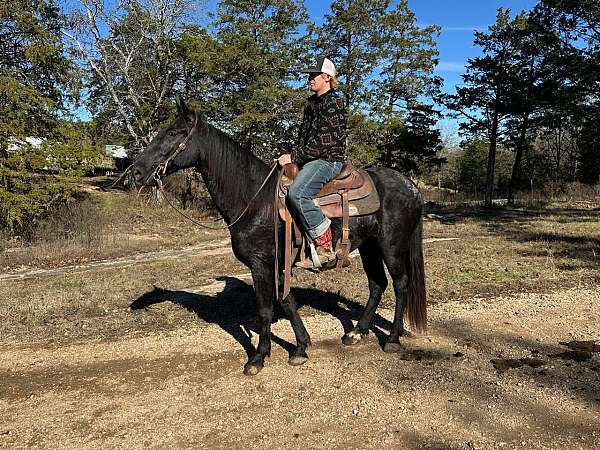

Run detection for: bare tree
[[64, 0, 196, 151], [538, 120, 579, 183]]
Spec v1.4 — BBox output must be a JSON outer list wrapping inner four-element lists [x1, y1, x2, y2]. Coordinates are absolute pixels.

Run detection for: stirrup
[[295, 241, 320, 269], [295, 241, 337, 270]]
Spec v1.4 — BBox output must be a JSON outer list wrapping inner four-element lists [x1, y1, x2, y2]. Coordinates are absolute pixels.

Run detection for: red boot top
[[314, 227, 332, 249]]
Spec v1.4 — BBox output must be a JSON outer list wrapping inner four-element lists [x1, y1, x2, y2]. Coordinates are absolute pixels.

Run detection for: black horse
[[131, 98, 427, 376]]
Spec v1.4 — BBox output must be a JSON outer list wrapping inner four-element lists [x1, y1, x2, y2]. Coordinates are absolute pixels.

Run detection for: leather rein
[[146, 117, 284, 302]]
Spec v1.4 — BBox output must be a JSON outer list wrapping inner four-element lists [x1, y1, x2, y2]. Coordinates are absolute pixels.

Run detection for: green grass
[[443, 269, 523, 286], [48, 280, 85, 290]]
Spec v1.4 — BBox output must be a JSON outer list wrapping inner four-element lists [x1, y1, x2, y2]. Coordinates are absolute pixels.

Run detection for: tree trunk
[[484, 110, 499, 207], [508, 116, 529, 205]]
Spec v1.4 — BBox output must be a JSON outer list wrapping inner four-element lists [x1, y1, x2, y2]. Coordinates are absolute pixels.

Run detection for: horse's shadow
[[129, 276, 392, 358]]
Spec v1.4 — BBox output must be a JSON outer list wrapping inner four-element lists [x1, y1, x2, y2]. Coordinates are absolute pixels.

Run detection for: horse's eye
[[168, 130, 178, 137]]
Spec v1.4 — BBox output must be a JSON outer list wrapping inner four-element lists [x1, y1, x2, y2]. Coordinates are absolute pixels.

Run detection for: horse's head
[[131, 97, 204, 186]]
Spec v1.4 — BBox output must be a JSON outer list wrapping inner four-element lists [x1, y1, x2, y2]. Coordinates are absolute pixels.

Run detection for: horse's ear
[[176, 96, 192, 119]]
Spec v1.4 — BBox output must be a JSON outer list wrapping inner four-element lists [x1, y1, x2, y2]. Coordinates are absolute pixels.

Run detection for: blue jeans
[[287, 159, 343, 239]]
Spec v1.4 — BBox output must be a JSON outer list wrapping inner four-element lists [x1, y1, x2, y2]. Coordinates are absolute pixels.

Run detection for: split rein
[[142, 119, 279, 230]]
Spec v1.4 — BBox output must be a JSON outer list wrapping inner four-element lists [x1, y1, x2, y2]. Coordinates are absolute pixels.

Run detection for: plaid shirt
[[292, 89, 347, 165]]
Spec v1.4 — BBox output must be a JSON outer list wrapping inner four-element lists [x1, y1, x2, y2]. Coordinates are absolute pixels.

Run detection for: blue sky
[[304, 0, 539, 94], [410, 0, 539, 93]]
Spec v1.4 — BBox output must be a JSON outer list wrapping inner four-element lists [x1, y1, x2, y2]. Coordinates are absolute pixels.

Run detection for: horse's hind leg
[[342, 239, 388, 346], [280, 292, 311, 366], [381, 252, 409, 353]]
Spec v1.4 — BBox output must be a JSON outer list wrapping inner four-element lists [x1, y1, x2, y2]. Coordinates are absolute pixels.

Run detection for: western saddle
[[276, 161, 380, 298]]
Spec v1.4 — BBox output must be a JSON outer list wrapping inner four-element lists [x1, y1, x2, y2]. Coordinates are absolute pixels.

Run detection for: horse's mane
[[200, 121, 273, 219]]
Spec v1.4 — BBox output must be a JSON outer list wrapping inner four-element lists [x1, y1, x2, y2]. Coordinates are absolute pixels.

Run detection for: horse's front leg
[[280, 291, 311, 366], [244, 265, 274, 376]]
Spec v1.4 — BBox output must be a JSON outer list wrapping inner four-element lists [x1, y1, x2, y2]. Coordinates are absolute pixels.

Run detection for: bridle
[[151, 116, 198, 185]]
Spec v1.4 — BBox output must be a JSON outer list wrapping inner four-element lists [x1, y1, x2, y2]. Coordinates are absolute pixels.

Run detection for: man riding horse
[[278, 57, 347, 268], [130, 55, 426, 376]]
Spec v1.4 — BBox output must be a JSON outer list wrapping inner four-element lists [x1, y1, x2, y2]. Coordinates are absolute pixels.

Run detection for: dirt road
[[1, 284, 599, 449]]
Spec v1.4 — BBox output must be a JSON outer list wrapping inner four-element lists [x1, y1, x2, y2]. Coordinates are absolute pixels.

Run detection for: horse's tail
[[404, 217, 427, 333]]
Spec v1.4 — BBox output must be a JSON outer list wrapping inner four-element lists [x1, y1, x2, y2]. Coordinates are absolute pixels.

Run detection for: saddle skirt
[[277, 162, 380, 220]]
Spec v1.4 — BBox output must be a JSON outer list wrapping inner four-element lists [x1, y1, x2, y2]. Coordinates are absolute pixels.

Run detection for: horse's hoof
[[243, 363, 263, 376], [288, 355, 308, 366], [384, 342, 402, 353], [342, 330, 366, 346]]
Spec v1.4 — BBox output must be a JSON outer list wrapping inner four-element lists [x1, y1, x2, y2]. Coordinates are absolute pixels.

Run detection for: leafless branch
[[64, 0, 197, 150]]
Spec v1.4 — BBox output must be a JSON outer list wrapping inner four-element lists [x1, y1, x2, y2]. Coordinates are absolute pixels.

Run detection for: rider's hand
[[278, 153, 292, 166]]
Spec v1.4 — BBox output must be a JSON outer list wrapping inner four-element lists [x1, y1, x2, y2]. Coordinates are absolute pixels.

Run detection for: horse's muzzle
[[131, 163, 159, 187]]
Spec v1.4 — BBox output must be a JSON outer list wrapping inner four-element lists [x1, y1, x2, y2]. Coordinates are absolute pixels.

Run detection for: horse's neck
[[194, 126, 270, 224]]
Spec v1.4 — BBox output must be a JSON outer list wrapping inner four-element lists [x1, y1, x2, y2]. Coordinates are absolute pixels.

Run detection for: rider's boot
[[296, 227, 337, 269]]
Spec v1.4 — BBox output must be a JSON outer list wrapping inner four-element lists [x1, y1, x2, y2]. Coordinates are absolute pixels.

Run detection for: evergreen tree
[[379, 104, 444, 175], [316, 0, 442, 171], [496, 12, 563, 203], [451, 138, 513, 198], [176, 25, 222, 119], [578, 115, 600, 184], [207, 0, 311, 157], [315, 0, 389, 110], [374, 0, 441, 118], [446, 9, 524, 206], [374, 1, 443, 175], [0, 0, 75, 151], [533, 0, 600, 185], [0, 0, 104, 235], [456, 139, 489, 197]]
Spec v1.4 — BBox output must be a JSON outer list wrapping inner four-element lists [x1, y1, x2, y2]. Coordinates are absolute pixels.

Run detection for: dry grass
[[0, 250, 245, 343], [294, 205, 599, 307], [1, 184, 227, 273], [422, 206, 599, 302], [0, 187, 598, 345], [420, 181, 600, 208]]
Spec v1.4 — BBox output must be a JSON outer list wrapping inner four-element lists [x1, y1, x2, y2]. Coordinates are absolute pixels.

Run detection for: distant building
[[105, 144, 128, 159], [7, 136, 44, 153], [103, 144, 131, 172], [5, 138, 131, 175]]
